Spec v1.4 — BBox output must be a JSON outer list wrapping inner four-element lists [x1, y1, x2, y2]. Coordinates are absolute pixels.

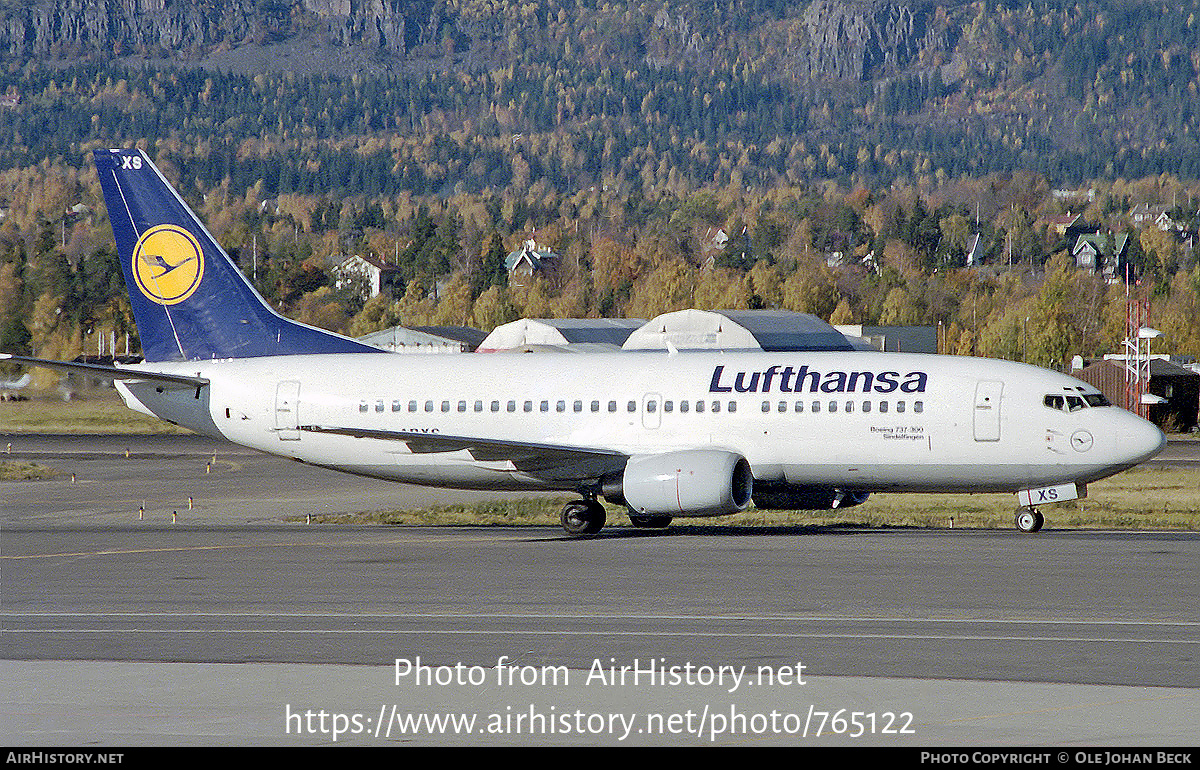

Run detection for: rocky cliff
[[0, 0, 414, 61], [302, 0, 408, 54], [1, 0, 951, 83], [798, 0, 949, 81], [1, 0, 265, 59]]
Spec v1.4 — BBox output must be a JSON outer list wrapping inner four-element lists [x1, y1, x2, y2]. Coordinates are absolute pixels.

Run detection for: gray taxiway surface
[[2, 433, 1198, 745]]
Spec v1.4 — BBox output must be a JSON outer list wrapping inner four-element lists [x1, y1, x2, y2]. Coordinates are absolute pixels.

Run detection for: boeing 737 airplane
[[2, 149, 1167, 535]]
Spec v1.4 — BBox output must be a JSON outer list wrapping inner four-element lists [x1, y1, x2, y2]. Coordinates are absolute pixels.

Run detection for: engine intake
[[607, 450, 753, 517]]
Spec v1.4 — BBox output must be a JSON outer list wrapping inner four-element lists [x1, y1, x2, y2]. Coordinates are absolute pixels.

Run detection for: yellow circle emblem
[[131, 225, 205, 305]]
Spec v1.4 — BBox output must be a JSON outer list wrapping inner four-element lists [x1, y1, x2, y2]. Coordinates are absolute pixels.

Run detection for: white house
[[334, 254, 403, 300]]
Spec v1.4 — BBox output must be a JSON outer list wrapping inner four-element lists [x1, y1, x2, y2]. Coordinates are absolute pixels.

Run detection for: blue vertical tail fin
[[94, 149, 378, 362]]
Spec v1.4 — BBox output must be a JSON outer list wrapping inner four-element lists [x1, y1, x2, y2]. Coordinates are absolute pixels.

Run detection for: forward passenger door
[[973, 380, 1003, 441]]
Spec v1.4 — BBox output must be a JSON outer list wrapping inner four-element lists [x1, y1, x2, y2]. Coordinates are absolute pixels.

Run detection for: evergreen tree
[[473, 233, 509, 298]]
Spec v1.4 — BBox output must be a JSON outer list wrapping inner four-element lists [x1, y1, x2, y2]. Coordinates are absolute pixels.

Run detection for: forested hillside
[[3, 1, 1200, 188], [0, 0, 1198, 393]]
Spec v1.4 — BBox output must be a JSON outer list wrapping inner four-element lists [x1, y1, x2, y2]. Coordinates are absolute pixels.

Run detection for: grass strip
[[294, 467, 1200, 530]]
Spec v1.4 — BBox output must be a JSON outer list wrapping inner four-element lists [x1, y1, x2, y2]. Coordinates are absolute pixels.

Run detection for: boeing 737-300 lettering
[[1, 149, 1167, 535]]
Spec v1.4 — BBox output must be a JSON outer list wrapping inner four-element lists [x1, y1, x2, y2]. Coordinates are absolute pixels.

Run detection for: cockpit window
[[1045, 392, 1110, 412]]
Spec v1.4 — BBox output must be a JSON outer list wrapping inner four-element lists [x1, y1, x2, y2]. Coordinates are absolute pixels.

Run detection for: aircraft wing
[[0, 354, 209, 390], [298, 425, 627, 475]]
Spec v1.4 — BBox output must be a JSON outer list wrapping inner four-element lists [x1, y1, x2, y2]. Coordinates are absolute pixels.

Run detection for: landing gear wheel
[[561, 499, 605, 536], [629, 514, 672, 529], [1015, 507, 1044, 533]]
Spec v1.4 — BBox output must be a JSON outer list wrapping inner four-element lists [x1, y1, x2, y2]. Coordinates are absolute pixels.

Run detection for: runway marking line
[[2, 612, 1198, 626], [0, 535, 533, 560], [2, 631, 1198, 647], [3, 617, 1197, 645]]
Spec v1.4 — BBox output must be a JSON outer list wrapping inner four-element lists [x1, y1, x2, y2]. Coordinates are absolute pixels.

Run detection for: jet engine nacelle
[[607, 450, 754, 517], [752, 482, 870, 510]]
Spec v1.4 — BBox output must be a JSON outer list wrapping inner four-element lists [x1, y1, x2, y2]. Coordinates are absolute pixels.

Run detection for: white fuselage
[[114, 350, 1166, 501]]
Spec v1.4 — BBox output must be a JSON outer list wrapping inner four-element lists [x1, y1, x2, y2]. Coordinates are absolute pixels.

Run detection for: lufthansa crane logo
[[1070, 430, 1094, 453], [131, 225, 205, 305]]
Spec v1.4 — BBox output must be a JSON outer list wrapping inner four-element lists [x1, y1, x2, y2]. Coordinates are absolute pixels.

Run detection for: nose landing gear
[[1015, 506, 1045, 533]]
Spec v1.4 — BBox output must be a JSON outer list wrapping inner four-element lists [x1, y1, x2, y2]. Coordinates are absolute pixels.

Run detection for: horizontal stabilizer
[[0, 354, 209, 389]]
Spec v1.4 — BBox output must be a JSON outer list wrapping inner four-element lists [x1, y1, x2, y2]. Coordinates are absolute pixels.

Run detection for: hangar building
[[477, 318, 647, 352], [622, 309, 862, 352], [1074, 356, 1200, 432], [357, 325, 487, 353]]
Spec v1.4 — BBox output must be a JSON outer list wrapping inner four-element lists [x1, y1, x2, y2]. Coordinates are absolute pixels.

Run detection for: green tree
[[473, 232, 509, 298], [0, 316, 31, 374]]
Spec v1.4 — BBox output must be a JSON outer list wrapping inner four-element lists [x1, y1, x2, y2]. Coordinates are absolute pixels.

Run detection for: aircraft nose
[[1118, 412, 1166, 465]]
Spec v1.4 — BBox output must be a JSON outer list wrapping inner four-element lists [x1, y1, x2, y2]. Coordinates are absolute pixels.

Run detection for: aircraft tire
[[1015, 507, 1044, 533], [561, 500, 605, 536]]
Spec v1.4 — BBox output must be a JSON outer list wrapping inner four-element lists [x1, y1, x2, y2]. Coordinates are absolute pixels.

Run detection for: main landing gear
[[1014, 506, 1045, 533], [560, 497, 675, 536], [561, 498, 606, 535]]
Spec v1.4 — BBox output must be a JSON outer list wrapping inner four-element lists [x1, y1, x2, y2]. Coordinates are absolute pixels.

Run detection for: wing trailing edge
[[298, 424, 627, 474]]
